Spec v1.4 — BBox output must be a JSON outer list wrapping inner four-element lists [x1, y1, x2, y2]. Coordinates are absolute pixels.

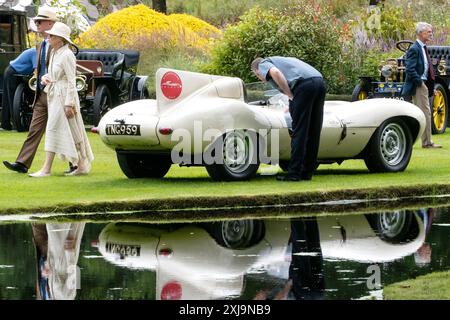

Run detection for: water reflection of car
[[96, 211, 425, 299]]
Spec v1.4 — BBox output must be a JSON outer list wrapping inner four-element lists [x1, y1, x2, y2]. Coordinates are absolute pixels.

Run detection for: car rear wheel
[[12, 83, 32, 132], [431, 83, 448, 134], [351, 83, 369, 102], [93, 84, 112, 126], [116, 153, 172, 178], [364, 118, 413, 172], [205, 130, 259, 181], [207, 220, 265, 249]]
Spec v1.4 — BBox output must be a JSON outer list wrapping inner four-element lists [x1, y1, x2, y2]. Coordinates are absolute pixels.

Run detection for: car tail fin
[[155, 68, 244, 114]]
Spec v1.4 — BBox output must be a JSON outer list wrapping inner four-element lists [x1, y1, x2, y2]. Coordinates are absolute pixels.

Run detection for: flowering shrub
[[75, 4, 221, 54], [169, 13, 220, 37], [203, 2, 358, 94], [27, 31, 39, 47]]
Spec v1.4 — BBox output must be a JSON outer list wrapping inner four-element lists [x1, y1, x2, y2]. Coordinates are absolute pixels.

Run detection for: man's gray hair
[[416, 22, 432, 35], [251, 57, 264, 72]]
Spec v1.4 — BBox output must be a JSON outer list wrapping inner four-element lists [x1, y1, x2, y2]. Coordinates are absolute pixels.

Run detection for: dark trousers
[[1, 65, 20, 130], [289, 218, 325, 300], [16, 92, 47, 169], [288, 77, 326, 178]]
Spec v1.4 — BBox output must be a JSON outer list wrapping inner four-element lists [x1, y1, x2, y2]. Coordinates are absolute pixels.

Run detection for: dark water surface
[[0, 206, 449, 300]]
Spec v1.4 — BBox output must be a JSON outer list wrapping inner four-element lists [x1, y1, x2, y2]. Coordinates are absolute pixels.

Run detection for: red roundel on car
[[161, 71, 182, 100], [161, 281, 182, 300]]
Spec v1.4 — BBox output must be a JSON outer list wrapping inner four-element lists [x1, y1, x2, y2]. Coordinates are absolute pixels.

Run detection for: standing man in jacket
[[401, 22, 442, 148], [251, 56, 326, 181], [3, 6, 58, 173]]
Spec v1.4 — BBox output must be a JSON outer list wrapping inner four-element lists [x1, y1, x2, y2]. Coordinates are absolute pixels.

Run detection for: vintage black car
[[12, 49, 149, 131], [0, 6, 29, 125], [352, 40, 450, 134]]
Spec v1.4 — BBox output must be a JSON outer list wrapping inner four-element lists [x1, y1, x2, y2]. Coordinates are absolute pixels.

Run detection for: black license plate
[[105, 242, 141, 257], [105, 124, 141, 136]]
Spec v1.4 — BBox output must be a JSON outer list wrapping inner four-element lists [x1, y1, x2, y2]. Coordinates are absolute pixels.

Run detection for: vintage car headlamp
[[381, 65, 393, 79], [28, 76, 37, 91], [75, 75, 87, 91]]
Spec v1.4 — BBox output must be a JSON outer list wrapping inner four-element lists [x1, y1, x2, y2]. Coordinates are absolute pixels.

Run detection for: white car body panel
[[99, 69, 425, 162]]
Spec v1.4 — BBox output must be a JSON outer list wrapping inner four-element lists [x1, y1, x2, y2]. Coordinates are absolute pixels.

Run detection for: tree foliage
[[202, 2, 359, 94]]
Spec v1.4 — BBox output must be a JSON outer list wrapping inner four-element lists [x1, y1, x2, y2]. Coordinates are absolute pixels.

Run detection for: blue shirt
[[258, 56, 322, 91], [10, 47, 37, 75]]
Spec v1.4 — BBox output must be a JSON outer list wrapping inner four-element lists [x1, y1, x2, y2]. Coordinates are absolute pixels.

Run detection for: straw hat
[[46, 22, 74, 46], [33, 6, 58, 22]]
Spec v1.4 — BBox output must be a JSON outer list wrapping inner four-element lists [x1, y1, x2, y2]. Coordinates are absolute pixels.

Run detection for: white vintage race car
[[97, 68, 426, 181]]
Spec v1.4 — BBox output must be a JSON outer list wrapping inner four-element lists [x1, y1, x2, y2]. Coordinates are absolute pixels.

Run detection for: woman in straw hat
[[29, 22, 93, 177]]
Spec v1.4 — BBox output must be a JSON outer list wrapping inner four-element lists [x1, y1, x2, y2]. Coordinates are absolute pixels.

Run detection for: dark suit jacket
[[401, 41, 434, 97], [33, 41, 52, 105]]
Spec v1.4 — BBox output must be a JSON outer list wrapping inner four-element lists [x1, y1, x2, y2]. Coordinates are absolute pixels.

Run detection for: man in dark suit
[[3, 6, 58, 173], [401, 22, 442, 148]]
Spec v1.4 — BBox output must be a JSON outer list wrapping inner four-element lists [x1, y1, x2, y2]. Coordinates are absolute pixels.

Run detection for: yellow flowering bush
[[169, 13, 220, 38], [75, 4, 221, 54], [27, 31, 39, 47]]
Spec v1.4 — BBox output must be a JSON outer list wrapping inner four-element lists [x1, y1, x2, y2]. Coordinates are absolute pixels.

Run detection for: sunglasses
[[35, 20, 50, 25]]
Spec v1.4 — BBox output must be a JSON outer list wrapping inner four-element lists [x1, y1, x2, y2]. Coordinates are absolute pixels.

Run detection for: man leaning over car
[[251, 56, 326, 181]]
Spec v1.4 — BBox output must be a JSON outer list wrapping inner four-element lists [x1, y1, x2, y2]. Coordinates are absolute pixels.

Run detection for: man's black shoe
[[300, 173, 313, 181], [3, 160, 28, 173], [276, 175, 300, 181]]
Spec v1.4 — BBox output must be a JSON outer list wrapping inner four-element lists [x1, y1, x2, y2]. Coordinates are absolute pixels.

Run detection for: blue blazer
[[401, 41, 434, 97]]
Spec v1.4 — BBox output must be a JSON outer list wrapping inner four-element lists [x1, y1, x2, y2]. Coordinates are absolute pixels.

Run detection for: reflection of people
[[289, 217, 325, 299], [401, 22, 442, 149], [251, 57, 326, 181], [254, 217, 325, 300], [1, 48, 37, 130], [414, 208, 435, 266], [32, 222, 85, 300], [3, 6, 58, 174], [29, 22, 94, 177]]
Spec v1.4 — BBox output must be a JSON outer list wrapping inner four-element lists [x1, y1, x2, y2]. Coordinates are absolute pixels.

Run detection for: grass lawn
[[384, 271, 450, 300], [1, 129, 450, 214]]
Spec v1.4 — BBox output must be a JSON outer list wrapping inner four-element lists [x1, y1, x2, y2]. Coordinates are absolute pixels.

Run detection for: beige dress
[[46, 222, 85, 300], [44, 44, 94, 167]]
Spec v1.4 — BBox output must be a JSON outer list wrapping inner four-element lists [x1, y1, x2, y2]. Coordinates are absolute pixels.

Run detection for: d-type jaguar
[[98, 68, 425, 181]]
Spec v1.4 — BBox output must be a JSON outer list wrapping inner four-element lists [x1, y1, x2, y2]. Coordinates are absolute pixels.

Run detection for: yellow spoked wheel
[[431, 83, 448, 134], [351, 84, 369, 102], [358, 90, 368, 100]]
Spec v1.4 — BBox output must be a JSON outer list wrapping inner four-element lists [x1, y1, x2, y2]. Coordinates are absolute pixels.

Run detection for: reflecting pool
[[0, 207, 448, 300]]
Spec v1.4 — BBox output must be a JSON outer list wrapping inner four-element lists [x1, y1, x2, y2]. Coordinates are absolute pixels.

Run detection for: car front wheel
[[367, 211, 418, 243], [116, 153, 172, 178], [364, 118, 413, 172], [205, 130, 259, 181]]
